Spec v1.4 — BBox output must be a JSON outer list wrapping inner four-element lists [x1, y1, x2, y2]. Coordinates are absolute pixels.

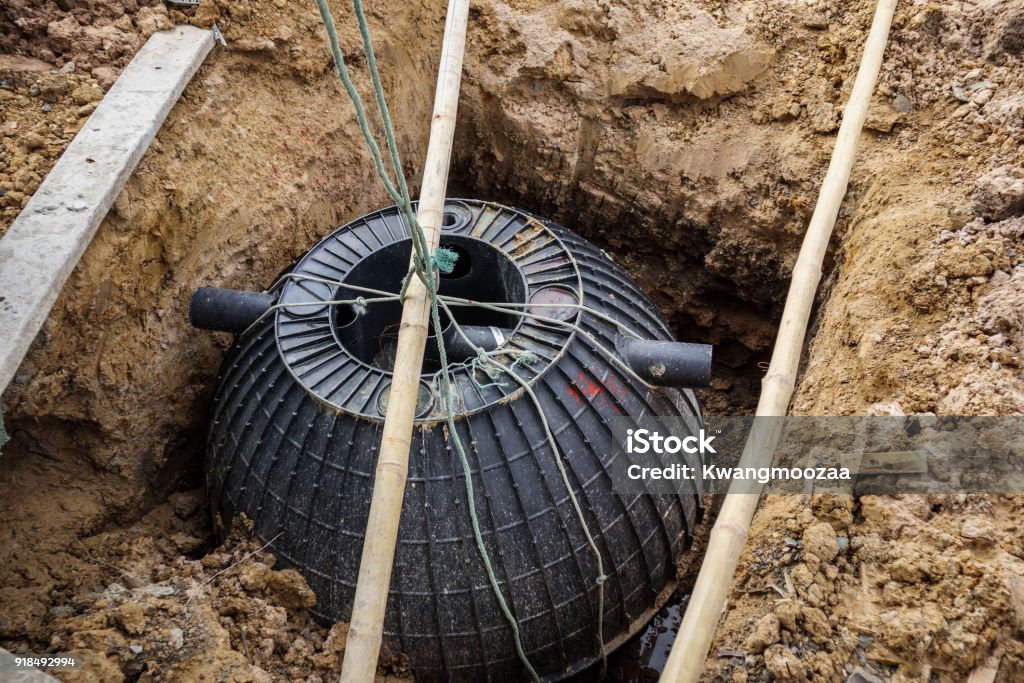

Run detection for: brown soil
[[1, 0, 1023, 681]]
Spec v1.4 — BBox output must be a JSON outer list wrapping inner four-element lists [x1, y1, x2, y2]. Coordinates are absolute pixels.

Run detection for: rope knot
[[595, 574, 608, 585], [355, 296, 368, 308], [432, 246, 459, 275]]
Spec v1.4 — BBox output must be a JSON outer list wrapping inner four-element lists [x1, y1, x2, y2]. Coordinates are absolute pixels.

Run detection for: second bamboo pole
[[339, 2, 471, 681], [658, 1, 899, 681]]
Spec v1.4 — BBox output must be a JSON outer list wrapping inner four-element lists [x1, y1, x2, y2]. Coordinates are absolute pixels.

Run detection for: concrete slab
[[0, 25, 214, 393]]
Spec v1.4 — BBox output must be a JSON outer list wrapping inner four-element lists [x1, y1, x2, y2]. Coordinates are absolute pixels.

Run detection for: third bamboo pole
[[658, 1, 898, 681]]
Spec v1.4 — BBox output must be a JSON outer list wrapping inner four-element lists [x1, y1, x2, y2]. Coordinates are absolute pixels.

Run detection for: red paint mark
[[567, 371, 625, 415]]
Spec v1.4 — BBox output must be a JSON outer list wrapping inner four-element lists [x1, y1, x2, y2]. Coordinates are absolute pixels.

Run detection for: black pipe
[[618, 337, 713, 387], [444, 325, 511, 362], [189, 287, 275, 334]]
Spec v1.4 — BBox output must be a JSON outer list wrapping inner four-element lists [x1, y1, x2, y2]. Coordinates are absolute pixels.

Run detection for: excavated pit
[[0, 2, 810, 679], [3, 0, 1024, 680]]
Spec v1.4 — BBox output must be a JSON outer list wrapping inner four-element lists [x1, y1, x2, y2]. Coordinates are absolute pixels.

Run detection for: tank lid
[[273, 200, 583, 421]]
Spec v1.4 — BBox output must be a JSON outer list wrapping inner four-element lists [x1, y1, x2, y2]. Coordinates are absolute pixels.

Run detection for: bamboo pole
[[659, 2, 898, 681], [339, 1, 470, 681]]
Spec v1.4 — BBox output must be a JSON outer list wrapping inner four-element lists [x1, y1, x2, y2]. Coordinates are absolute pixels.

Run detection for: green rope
[[312, 2, 540, 679]]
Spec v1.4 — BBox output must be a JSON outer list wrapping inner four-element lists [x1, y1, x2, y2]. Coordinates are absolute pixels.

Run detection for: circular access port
[[440, 201, 473, 232], [529, 285, 580, 324], [281, 278, 333, 318], [332, 235, 528, 373], [376, 379, 435, 418]]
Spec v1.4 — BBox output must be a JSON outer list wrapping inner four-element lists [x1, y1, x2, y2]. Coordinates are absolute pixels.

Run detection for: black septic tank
[[192, 199, 710, 682]]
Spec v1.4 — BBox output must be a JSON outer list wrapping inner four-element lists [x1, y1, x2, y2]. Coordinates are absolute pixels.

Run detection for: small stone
[[41, 103, 51, 113], [893, 94, 913, 112], [846, 667, 885, 683], [68, 199, 88, 212], [168, 627, 184, 649], [58, 61, 75, 74], [143, 585, 176, 597], [973, 89, 993, 105], [128, 644, 143, 655]]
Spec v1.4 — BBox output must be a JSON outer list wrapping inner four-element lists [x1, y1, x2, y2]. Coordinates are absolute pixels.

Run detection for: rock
[[745, 613, 780, 652], [128, 643, 143, 655], [764, 644, 808, 681], [893, 94, 913, 113], [167, 627, 184, 649], [972, 166, 1024, 221], [846, 667, 885, 683], [802, 522, 839, 562], [143, 585, 176, 598]]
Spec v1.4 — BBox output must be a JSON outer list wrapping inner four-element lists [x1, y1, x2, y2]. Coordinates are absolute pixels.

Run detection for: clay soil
[[1, 0, 1023, 681]]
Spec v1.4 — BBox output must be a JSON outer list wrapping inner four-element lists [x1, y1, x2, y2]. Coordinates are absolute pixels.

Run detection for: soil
[[1, 0, 1023, 681]]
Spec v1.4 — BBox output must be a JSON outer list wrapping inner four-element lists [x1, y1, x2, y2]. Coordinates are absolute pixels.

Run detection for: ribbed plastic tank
[[200, 199, 705, 681]]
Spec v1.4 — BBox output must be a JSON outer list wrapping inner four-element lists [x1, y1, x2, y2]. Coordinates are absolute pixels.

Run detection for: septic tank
[[190, 199, 710, 681]]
